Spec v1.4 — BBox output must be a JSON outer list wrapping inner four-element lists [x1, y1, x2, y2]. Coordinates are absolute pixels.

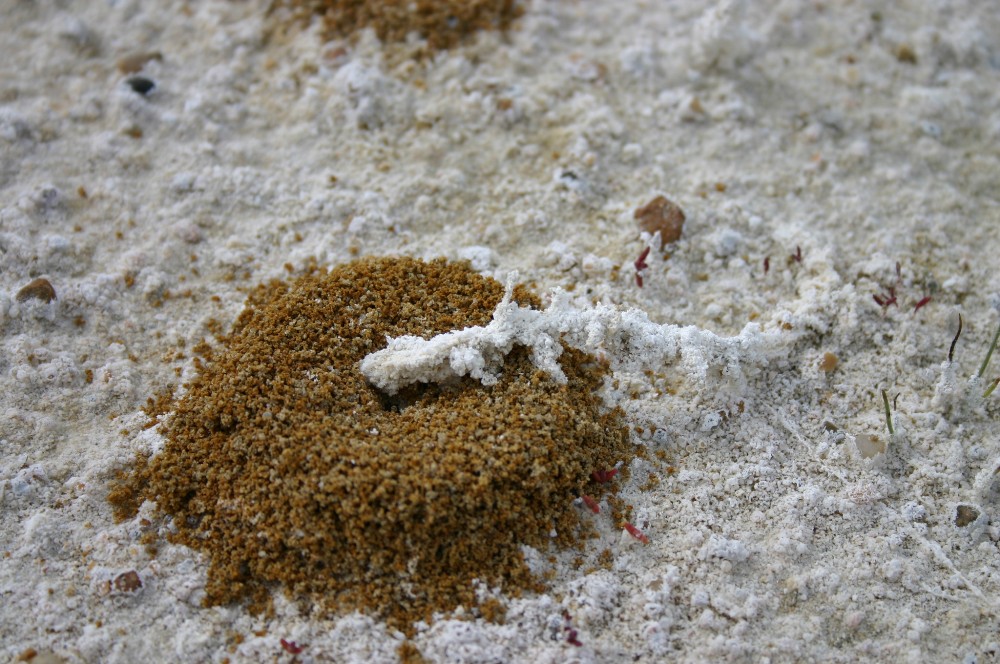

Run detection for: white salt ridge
[[361, 274, 791, 398]]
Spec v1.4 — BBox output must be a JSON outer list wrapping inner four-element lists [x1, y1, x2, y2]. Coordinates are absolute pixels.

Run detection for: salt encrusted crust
[[363, 272, 787, 401]]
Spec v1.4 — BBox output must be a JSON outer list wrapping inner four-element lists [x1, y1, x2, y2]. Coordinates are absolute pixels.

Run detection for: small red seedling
[[634, 246, 651, 288], [790, 245, 802, 263], [913, 296, 931, 313], [763, 256, 770, 275], [591, 468, 618, 483], [562, 610, 583, 646], [634, 246, 650, 271], [280, 639, 304, 655], [873, 286, 897, 310], [580, 494, 600, 514], [624, 522, 649, 544]]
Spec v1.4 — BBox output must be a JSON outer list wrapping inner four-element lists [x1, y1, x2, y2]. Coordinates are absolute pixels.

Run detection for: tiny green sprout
[[977, 320, 1000, 378], [881, 389, 895, 435], [984, 377, 1000, 399]]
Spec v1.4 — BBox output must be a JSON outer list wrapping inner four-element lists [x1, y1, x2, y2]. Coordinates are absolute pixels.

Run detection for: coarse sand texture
[[111, 257, 631, 629], [283, 0, 524, 52]]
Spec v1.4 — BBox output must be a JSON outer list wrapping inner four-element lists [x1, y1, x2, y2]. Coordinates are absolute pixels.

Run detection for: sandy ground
[[3, 0, 1000, 662]]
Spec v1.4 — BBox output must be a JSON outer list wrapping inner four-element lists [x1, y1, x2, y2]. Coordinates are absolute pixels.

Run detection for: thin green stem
[[979, 321, 1000, 378], [984, 377, 1000, 399], [881, 389, 895, 436]]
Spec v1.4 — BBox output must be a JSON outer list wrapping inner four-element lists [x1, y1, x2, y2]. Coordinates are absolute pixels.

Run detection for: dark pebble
[[126, 76, 155, 95]]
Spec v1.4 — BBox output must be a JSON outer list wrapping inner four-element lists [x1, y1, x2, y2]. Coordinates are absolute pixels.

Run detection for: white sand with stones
[[3, 0, 1000, 662]]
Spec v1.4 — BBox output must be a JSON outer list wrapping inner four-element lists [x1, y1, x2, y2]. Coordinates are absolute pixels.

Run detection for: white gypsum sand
[[2, 0, 1000, 662]]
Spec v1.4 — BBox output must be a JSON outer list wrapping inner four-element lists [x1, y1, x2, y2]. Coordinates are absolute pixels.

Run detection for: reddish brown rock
[[634, 195, 685, 247], [16, 278, 57, 303], [113, 570, 142, 593]]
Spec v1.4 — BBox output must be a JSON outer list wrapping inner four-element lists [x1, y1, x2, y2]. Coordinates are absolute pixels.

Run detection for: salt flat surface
[[2, 0, 1000, 661]]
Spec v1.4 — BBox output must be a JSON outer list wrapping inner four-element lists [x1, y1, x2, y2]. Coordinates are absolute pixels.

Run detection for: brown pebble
[[955, 505, 979, 527], [634, 195, 685, 248], [16, 278, 56, 303], [818, 352, 839, 372], [116, 51, 163, 74], [113, 570, 142, 593], [894, 44, 917, 64]]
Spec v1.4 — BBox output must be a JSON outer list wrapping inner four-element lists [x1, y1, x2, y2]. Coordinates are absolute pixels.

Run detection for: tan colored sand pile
[[112, 257, 630, 628], [284, 0, 524, 52]]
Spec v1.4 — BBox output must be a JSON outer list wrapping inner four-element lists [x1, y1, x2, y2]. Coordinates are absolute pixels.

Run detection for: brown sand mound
[[112, 257, 630, 628], [282, 0, 524, 52]]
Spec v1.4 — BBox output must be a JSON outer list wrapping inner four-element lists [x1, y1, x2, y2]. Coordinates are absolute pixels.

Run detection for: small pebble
[[16, 278, 57, 303], [818, 352, 839, 372], [955, 505, 979, 527], [117, 51, 163, 74], [894, 43, 917, 64], [635, 195, 685, 248], [113, 570, 142, 593], [126, 76, 156, 95]]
